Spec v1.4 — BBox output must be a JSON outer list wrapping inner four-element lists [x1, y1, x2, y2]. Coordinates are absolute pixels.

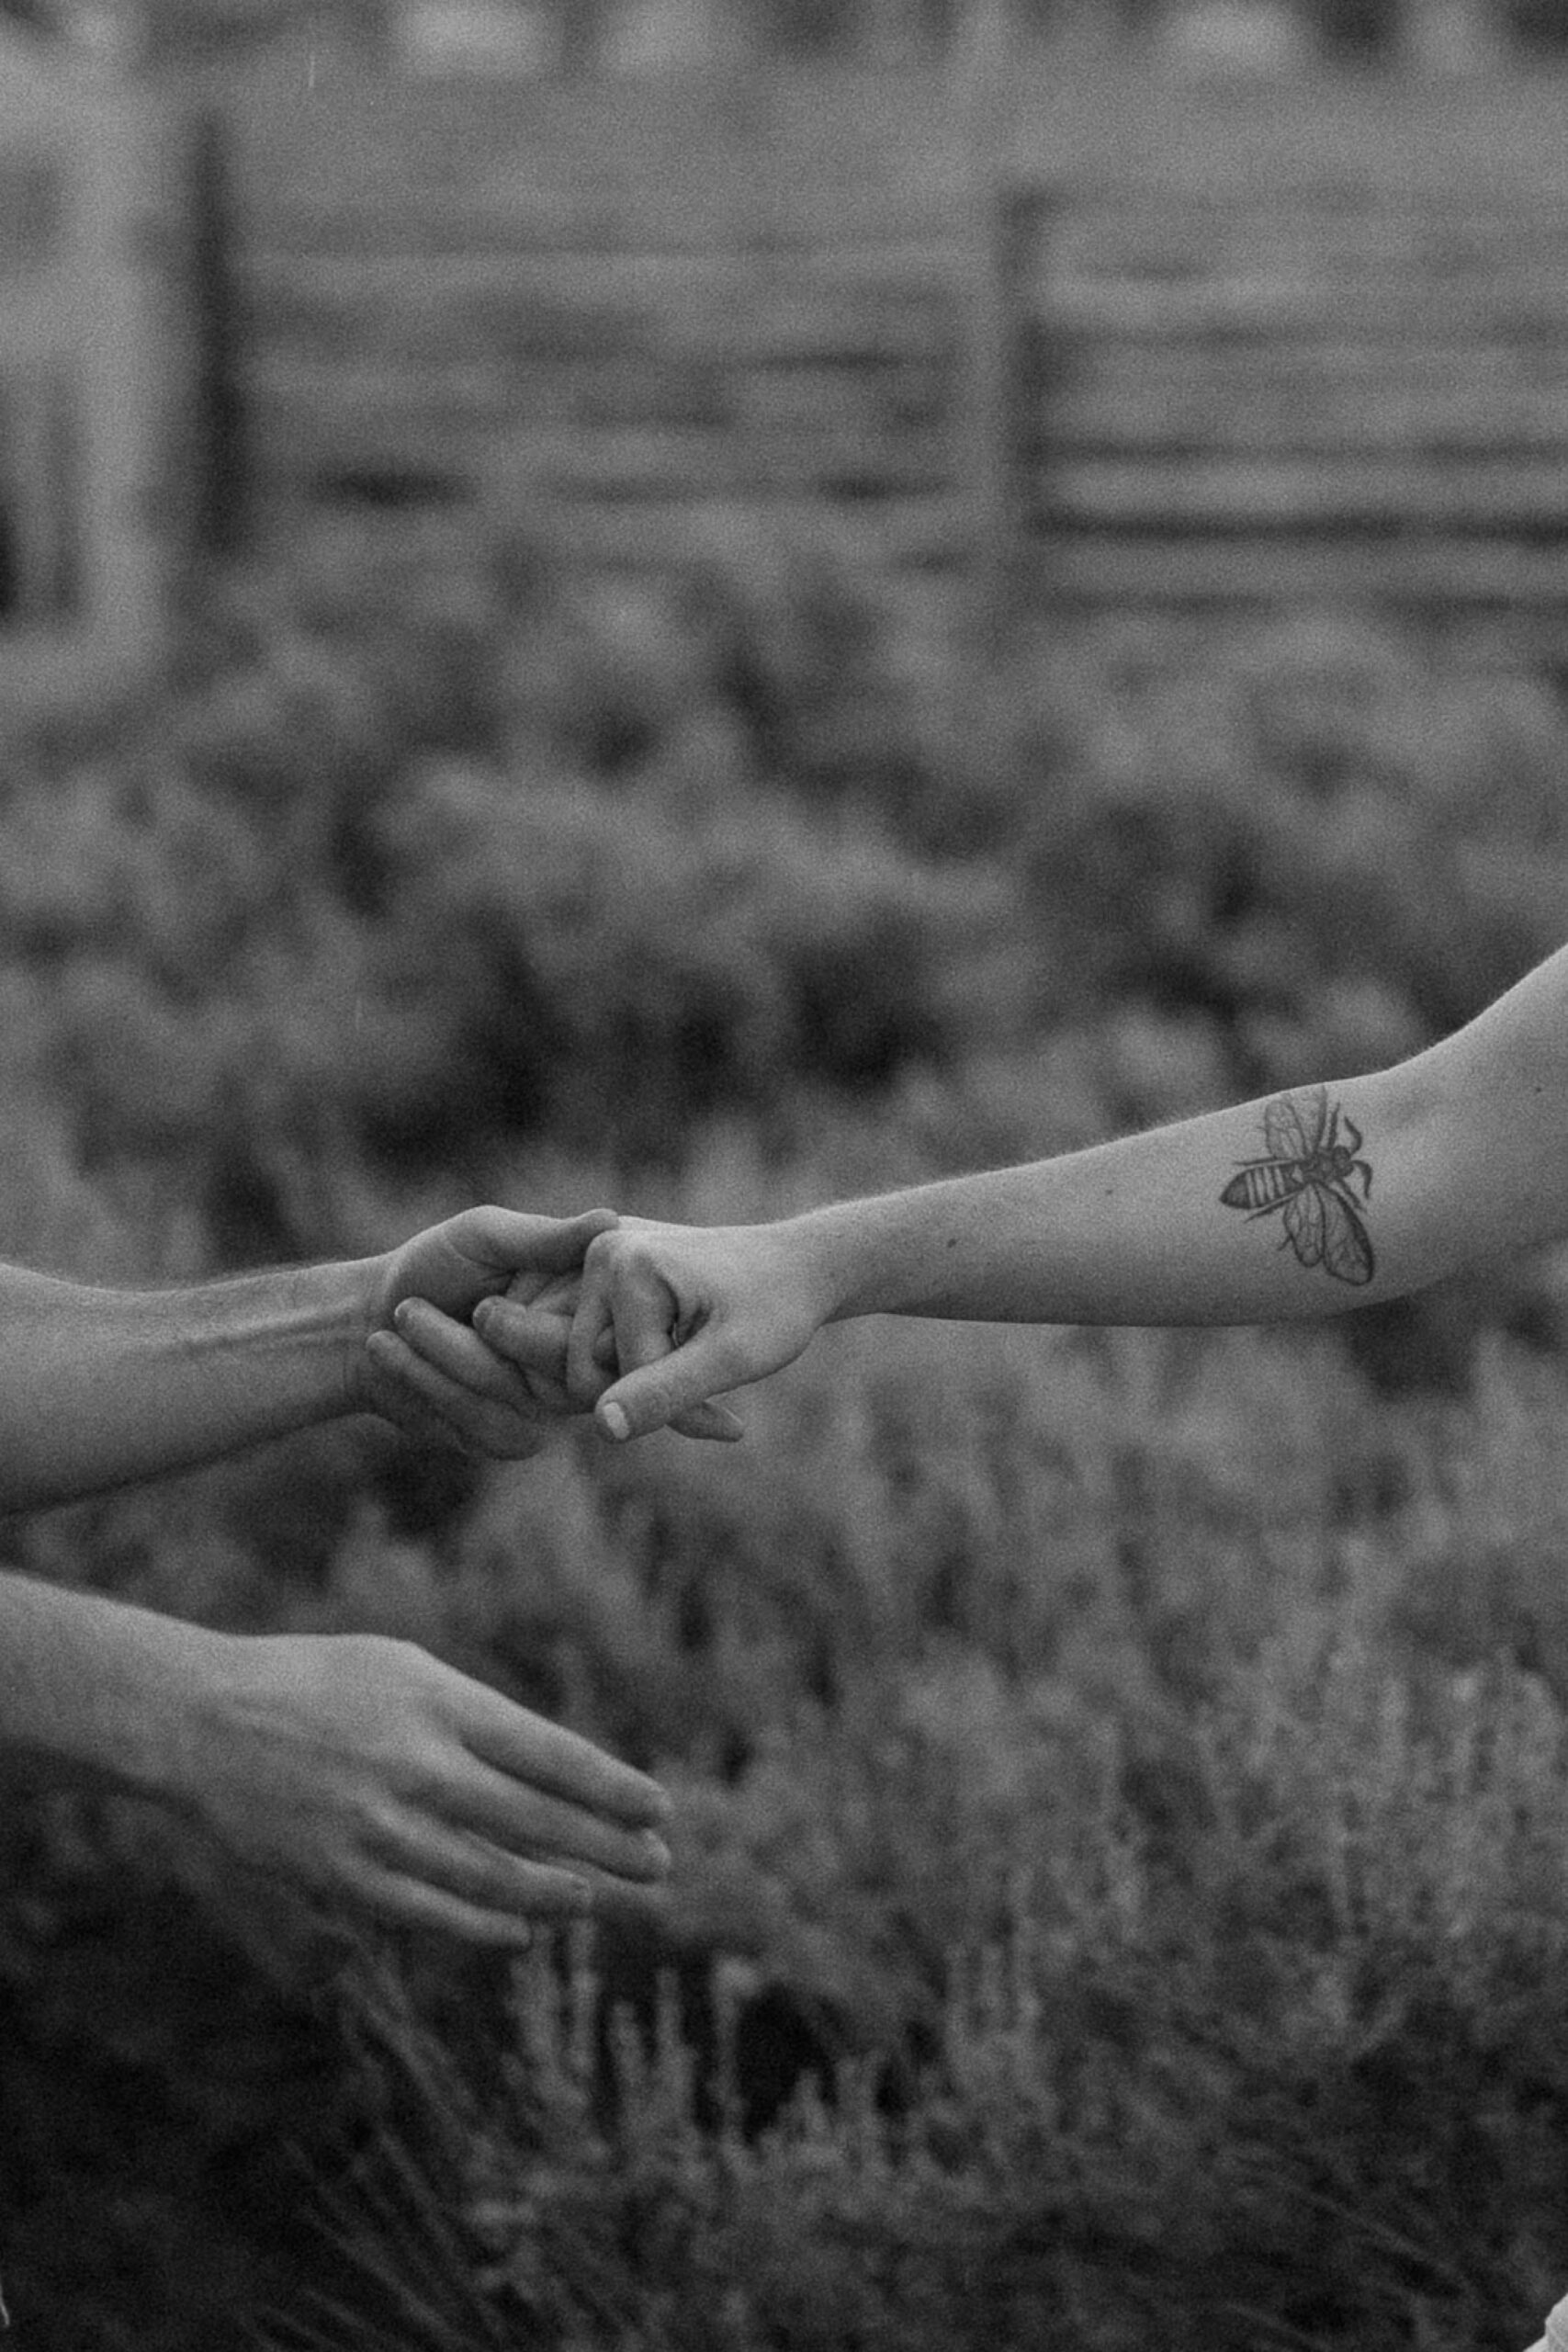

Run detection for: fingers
[[440, 1753, 673, 1886], [448, 1672, 671, 1832], [392, 1295, 572, 1413], [470, 1296, 744, 1442], [670, 1402, 745, 1443], [593, 1329, 742, 1442], [355, 1812, 598, 1939], [463, 1205, 619, 1288], [359, 1332, 483, 1455], [364, 1327, 553, 1461], [350, 1852, 666, 1949], [353, 1796, 669, 1938]]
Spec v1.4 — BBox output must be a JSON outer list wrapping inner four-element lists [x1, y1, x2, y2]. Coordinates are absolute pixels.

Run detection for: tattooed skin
[[1219, 1085, 1375, 1287]]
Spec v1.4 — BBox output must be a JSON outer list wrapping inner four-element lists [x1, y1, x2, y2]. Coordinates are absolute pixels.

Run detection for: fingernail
[[641, 1834, 672, 1874], [601, 1401, 630, 1442]]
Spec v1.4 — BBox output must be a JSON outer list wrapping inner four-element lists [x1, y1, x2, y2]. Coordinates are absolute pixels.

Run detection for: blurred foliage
[[5, 505, 1568, 2342], [259, 1317, 1568, 2352]]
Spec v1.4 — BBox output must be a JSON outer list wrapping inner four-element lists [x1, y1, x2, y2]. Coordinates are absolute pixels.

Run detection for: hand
[[182, 1631, 672, 1947], [379, 1211, 750, 1449], [473, 1216, 830, 1443], [355, 1204, 620, 1459]]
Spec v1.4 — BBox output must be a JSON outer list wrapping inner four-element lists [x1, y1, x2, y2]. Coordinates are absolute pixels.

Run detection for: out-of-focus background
[[6, 4, 1568, 2346]]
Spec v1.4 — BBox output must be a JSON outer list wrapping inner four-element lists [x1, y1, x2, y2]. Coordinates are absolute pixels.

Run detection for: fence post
[[953, 0, 1018, 670], [559, 0, 607, 75], [187, 104, 247, 559]]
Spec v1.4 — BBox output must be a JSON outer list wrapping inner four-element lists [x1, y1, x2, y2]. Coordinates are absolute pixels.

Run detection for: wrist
[[0, 1576, 235, 1813], [337, 1252, 396, 1419], [116, 1618, 241, 1815], [786, 1204, 876, 1328]]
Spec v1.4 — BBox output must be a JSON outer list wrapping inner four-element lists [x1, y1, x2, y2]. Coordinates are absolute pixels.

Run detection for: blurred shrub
[[0, 531, 1019, 1254], [976, 611, 1568, 1079], [12, 522, 1568, 1278], [253, 1320, 1568, 2352], [8, 514, 1568, 2341], [361, 757, 1016, 1170]]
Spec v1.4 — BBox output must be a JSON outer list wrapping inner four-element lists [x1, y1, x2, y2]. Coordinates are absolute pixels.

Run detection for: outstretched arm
[[0, 1572, 672, 1944], [464, 943, 1568, 1439], [0, 1205, 695, 1939], [0, 1205, 625, 1515]]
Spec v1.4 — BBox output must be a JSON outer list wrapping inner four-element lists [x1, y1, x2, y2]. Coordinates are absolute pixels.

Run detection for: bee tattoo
[[1220, 1085, 1375, 1287]]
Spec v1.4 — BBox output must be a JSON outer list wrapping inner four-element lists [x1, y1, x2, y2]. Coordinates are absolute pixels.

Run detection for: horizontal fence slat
[[1032, 339, 1568, 396], [1054, 213, 1568, 252], [1032, 275, 1568, 338], [240, 198, 970, 256], [1025, 532, 1568, 608], [1040, 383, 1568, 453], [544, 491, 968, 573], [256, 414, 953, 503], [252, 353, 951, 432], [223, 54, 1568, 637], [1041, 456, 1568, 532]]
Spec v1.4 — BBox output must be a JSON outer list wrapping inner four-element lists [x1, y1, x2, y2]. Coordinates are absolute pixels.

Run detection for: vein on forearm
[[0, 1261, 370, 1511]]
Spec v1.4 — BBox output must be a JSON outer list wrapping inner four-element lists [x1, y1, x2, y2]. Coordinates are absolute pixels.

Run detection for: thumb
[[475, 1207, 618, 1291], [594, 1331, 740, 1443]]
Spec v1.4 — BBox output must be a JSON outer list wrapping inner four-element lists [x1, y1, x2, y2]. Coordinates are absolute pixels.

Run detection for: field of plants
[[6, 500, 1568, 2348]]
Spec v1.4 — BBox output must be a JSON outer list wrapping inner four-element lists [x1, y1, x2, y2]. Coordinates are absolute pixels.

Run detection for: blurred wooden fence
[[1016, 67, 1568, 651], [220, 58, 972, 592], [216, 40, 1568, 648]]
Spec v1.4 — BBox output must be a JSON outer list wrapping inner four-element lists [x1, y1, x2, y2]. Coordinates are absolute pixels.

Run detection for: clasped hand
[[369, 1209, 828, 1456]]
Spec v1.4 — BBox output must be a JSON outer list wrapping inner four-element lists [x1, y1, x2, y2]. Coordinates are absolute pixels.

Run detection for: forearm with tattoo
[[1219, 1086, 1375, 1289]]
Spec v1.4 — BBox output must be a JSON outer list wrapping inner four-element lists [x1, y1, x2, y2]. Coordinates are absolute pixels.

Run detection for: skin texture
[[0, 1205, 688, 1946], [386, 941, 1568, 1446], [0, 1206, 621, 1515]]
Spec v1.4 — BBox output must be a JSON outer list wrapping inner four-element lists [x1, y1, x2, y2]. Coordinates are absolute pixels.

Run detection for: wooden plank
[[256, 354, 736, 431], [253, 346, 952, 436], [1032, 338, 1568, 395], [249, 275, 955, 375], [732, 360, 949, 432], [1030, 271, 1568, 338], [529, 423, 953, 499], [705, 295, 954, 368], [1040, 455, 1568, 531], [243, 250, 957, 331], [1043, 206, 1568, 277], [241, 248, 747, 308], [1048, 192, 1568, 232], [547, 491, 967, 573], [1039, 379, 1568, 451], [242, 202, 963, 259], [222, 55, 1568, 213], [225, 62, 963, 217], [954, 0, 1017, 654], [252, 410, 953, 500], [1003, 63, 1568, 200], [1023, 532, 1568, 608]]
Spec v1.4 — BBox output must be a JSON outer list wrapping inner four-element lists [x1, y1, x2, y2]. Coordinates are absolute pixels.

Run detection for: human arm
[[0, 1205, 631, 1515], [463, 942, 1568, 1439], [0, 1569, 672, 1943]]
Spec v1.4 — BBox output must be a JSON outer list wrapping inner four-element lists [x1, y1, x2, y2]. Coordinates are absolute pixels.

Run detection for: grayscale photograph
[[1, 4, 1567, 2346]]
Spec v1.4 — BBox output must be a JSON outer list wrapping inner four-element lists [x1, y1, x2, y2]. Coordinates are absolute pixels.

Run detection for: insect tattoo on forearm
[[1219, 1085, 1375, 1287]]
